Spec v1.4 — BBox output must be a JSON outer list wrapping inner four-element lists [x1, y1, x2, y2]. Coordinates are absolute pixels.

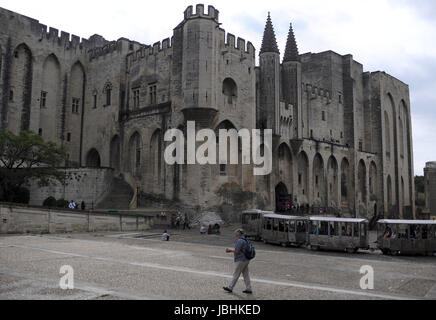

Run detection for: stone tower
[[424, 162, 436, 218], [179, 4, 220, 128], [258, 13, 280, 135], [281, 23, 302, 139]]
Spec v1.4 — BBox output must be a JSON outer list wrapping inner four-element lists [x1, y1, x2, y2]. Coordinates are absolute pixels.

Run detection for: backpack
[[242, 239, 256, 260]]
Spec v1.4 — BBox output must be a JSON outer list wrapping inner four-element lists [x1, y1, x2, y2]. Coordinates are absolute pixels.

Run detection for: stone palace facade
[[0, 4, 415, 219]]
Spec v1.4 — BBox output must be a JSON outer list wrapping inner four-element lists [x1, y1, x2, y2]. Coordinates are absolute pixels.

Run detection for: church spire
[[260, 12, 280, 55], [283, 22, 299, 62]]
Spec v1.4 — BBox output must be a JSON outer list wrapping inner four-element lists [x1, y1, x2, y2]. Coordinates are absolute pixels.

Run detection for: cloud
[[1, 0, 435, 174]]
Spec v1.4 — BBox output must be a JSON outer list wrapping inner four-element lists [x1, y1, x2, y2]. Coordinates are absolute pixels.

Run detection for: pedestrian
[[200, 226, 207, 234], [184, 214, 191, 230], [162, 230, 170, 241], [176, 215, 181, 229], [69, 200, 76, 210], [223, 229, 253, 294]]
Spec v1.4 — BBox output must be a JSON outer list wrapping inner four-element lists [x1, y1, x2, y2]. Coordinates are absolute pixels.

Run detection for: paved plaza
[[1, 226, 435, 300]]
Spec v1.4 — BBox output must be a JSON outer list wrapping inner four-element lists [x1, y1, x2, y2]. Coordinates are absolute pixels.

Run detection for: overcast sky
[[1, 0, 435, 175]]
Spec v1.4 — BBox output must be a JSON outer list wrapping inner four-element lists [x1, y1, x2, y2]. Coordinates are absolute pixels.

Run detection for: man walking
[[223, 229, 253, 294]]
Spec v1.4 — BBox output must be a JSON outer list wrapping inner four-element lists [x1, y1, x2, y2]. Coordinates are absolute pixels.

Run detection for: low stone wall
[[0, 203, 155, 235], [27, 167, 115, 209]]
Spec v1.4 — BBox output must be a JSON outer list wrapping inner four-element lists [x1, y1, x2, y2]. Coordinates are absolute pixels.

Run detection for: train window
[[311, 222, 319, 235], [320, 222, 329, 236], [289, 221, 296, 233], [266, 220, 272, 230], [273, 221, 278, 232], [354, 224, 359, 237], [422, 226, 429, 240], [409, 225, 423, 240], [342, 223, 352, 237], [296, 222, 303, 232], [302, 222, 308, 233], [279, 221, 285, 232], [329, 222, 338, 236], [430, 226, 435, 239]]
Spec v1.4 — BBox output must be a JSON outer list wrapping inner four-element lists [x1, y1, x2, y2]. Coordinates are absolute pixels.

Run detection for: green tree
[[0, 130, 66, 203], [415, 176, 425, 194]]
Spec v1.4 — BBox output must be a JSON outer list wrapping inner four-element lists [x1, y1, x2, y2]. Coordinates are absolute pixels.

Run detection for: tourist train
[[242, 210, 436, 256]]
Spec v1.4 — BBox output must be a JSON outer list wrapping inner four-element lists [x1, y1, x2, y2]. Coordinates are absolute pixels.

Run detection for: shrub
[[43, 196, 57, 208], [416, 193, 425, 207], [15, 187, 30, 204], [56, 199, 69, 208]]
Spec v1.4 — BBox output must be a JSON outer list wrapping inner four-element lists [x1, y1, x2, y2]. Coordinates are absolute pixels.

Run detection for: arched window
[[222, 78, 237, 104], [384, 111, 391, 158], [104, 82, 112, 106], [341, 158, 351, 205], [128, 132, 142, 177], [92, 89, 98, 109]]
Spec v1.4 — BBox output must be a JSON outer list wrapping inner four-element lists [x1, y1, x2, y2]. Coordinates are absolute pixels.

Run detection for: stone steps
[[97, 177, 133, 210]]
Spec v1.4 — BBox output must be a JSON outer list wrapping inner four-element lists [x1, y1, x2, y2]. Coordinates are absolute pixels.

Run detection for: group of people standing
[[68, 200, 86, 211], [169, 212, 191, 230]]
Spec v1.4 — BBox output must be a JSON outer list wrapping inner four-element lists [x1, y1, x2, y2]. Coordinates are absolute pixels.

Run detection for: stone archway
[[387, 175, 393, 216], [341, 158, 351, 208], [275, 182, 290, 213], [327, 156, 339, 208], [313, 153, 325, 206], [358, 160, 367, 205], [128, 132, 142, 178], [110, 135, 121, 172], [9, 43, 33, 133], [297, 151, 309, 205], [86, 148, 101, 168]]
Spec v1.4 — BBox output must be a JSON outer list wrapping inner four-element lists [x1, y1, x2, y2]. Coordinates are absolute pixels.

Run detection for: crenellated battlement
[[183, 4, 219, 22], [216, 28, 255, 59], [303, 82, 332, 104], [88, 41, 121, 61], [30, 22, 88, 49], [127, 37, 173, 65], [0, 6, 92, 52], [87, 37, 151, 62]]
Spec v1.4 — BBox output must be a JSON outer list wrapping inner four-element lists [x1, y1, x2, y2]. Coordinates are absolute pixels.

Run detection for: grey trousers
[[228, 260, 252, 291]]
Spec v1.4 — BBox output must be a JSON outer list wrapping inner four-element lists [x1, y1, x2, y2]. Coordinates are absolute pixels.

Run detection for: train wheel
[[381, 249, 389, 255], [281, 242, 288, 248], [310, 245, 319, 251], [346, 248, 354, 254], [263, 240, 268, 244]]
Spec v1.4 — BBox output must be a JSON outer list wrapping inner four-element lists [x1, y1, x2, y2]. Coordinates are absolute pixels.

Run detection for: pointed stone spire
[[283, 23, 299, 62], [260, 12, 280, 55]]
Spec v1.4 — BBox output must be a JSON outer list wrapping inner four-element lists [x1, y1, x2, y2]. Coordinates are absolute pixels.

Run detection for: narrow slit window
[[40, 91, 47, 108]]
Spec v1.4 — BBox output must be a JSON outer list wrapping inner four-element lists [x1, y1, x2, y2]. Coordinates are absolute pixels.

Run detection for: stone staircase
[[97, 177, 134, 210]]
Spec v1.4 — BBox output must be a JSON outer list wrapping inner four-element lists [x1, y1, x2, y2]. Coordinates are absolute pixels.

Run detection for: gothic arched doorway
[[86, 148, 101, 168], [275, 182, 290, 213]]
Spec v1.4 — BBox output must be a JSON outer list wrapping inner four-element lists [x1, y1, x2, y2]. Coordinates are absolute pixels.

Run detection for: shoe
[[223, 287, 233, 293], [243, 290, 253, 294]]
